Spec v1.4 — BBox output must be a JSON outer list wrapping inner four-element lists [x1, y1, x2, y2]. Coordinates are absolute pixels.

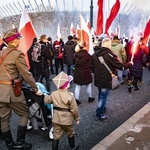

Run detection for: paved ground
[[91, 102, 150, 150], [0, 67, 150, 150]]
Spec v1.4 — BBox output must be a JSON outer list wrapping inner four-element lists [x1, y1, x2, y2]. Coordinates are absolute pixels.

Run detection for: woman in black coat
[[128, 43, 146, 92], [73, 41, 95, 104]]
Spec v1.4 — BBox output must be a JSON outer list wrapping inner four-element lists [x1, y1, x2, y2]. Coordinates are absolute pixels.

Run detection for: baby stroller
[[22, 82, 54, 140]]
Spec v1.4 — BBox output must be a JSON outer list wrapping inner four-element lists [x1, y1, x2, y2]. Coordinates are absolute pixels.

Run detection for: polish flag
[[96, 0, 104, 35], [86, 16, 91, 30], [70, 22, 75, 36], [0, 34, 3, 45], [108, 27, 115, 39], [57, 23, 61, 39], [19, 7, 36, 68], [76, 24, 81, 39], [80, 15, 94, 55], [143, 15, 150, 45], [105, 0, 120, 35], [115, 24, 120, 38]]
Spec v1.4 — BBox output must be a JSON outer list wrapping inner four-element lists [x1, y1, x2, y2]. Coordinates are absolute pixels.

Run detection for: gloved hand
[[35, 88, 43, 96]]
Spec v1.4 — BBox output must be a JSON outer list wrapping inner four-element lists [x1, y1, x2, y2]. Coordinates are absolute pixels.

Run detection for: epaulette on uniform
[[108, 53, 114, 57]]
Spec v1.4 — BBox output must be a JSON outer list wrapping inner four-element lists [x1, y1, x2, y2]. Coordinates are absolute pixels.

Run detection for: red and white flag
[[96, 0, 104, 35], [86, 16, 91, 30], [80, 15, 94, 55], [76, 24, 81, 39], [143, 15, 150, 45], [105, 0, 120, 35], [19, 7, 36, 68], [0, 34, 3, 45], [70, 22, 75, 36], [57, 23, 61, 39], [115, 24, 120, 38]]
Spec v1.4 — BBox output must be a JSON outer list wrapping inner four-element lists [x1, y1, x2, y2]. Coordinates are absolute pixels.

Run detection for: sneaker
[[94, 115, 108, 121]]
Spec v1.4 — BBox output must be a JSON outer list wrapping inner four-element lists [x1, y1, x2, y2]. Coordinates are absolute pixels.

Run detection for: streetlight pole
[[90, 0, 94, 28]]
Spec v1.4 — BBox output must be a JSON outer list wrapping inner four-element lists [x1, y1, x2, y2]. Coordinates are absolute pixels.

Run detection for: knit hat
[[52, 71, 73, 89], [3, 28, 22, 43], [75, 41, 86, 52]]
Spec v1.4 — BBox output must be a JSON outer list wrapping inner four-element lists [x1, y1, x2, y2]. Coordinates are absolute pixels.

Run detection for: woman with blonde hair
[[73, 41, 95, 104]]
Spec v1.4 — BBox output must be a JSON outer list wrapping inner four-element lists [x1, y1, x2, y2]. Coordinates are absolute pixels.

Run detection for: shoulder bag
[[98, 56, 120, 90]]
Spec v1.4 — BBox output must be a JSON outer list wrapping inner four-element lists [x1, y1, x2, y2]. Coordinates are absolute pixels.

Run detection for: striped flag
[[19, 7, 36, 68], [0, 34, 3, 45], [76, 24, 81, 39], [143, 16, 150, 45], [57, 23, 61, 39], [96, 0, 104, 35], [105, 0, 120, 35], [80, 15, 94, 55], [70, 22, 75, 36]]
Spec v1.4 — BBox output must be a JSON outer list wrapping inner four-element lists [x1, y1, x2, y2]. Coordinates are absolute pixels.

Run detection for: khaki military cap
[[3, 28, 22, 43]]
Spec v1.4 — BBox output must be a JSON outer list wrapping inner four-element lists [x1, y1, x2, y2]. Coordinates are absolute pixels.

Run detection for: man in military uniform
[[0, 28, 42, 150]]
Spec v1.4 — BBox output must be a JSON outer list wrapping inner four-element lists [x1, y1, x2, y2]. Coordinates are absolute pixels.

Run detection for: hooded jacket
[[64, 40, 76, 65], [91, 46, 132, 89], [111, 39, 127, 63], [73, 50, 92, 85]]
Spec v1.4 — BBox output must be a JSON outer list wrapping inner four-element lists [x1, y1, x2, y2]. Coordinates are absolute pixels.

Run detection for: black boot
[[14, 126, 32, 150], [76, 100, 81, 105], [52, 139, 59, 150], [88, 97, 95, 103], [68, 136, 79, 150], [128, 85, 133, 93], [2, 130, 16, 150]]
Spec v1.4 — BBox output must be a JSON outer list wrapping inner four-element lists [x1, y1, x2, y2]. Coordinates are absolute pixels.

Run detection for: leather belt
[[0, 80, 12, 85], [54, 107, 70, 112]]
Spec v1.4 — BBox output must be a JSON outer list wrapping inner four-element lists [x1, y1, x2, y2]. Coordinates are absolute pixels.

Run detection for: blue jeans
[[67, 65, 74, 75], [117, 69, 123, 83], [96, 88, 110, 118]]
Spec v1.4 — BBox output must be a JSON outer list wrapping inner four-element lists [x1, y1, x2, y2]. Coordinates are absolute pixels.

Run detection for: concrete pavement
[[91, 101, 150, 150]]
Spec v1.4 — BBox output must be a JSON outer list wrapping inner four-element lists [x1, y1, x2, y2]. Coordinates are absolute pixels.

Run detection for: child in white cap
[[44, 71, 80, 150]]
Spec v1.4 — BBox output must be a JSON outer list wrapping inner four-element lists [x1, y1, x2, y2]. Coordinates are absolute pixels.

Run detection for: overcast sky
[[0, 0, 150, 13]]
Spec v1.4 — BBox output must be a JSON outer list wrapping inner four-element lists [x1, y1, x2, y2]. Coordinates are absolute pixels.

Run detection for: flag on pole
[[70, 22, 75, 36], [86, 16, 91, 30], [19, 7, 36, 68], [105, 0, 120, 35], [96, 0, 104, 35], [0, 34, 3, 45], [57, 23, 61, 39], [115, 24, 120, 38], [80, 15, 94, 55], [76, 24, 81, 39], [143, 15, 150, 45]]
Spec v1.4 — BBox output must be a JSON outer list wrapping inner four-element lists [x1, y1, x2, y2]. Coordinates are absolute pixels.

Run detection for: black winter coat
[[73, 50, 92, 85], [129, 48, 146, 78], [91, 47, 132, 89], [64, 40, 76, 65], [34, 41, 52, 70]]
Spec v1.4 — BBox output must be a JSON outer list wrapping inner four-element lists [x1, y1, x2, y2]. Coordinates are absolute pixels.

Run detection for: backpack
[[32, 42, 42, 62]]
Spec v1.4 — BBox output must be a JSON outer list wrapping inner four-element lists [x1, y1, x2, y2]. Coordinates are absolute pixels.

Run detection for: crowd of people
[[0, 27, 150, 150]]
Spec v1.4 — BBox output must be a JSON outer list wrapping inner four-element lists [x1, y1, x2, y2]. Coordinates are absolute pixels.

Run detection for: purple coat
[[129, 48, 146, 78]]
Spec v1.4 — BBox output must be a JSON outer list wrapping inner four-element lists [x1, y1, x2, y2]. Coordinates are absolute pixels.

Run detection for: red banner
[[105, 0, 120, 35], [96, 0, 104, 35]]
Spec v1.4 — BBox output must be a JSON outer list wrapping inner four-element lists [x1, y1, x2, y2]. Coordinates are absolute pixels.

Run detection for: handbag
[[98, 56, 120, 90]]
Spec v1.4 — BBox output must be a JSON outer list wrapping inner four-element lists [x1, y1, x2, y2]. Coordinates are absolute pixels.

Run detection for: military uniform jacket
[[44, 89, 80, 125], [0, 44, 38, 103]]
